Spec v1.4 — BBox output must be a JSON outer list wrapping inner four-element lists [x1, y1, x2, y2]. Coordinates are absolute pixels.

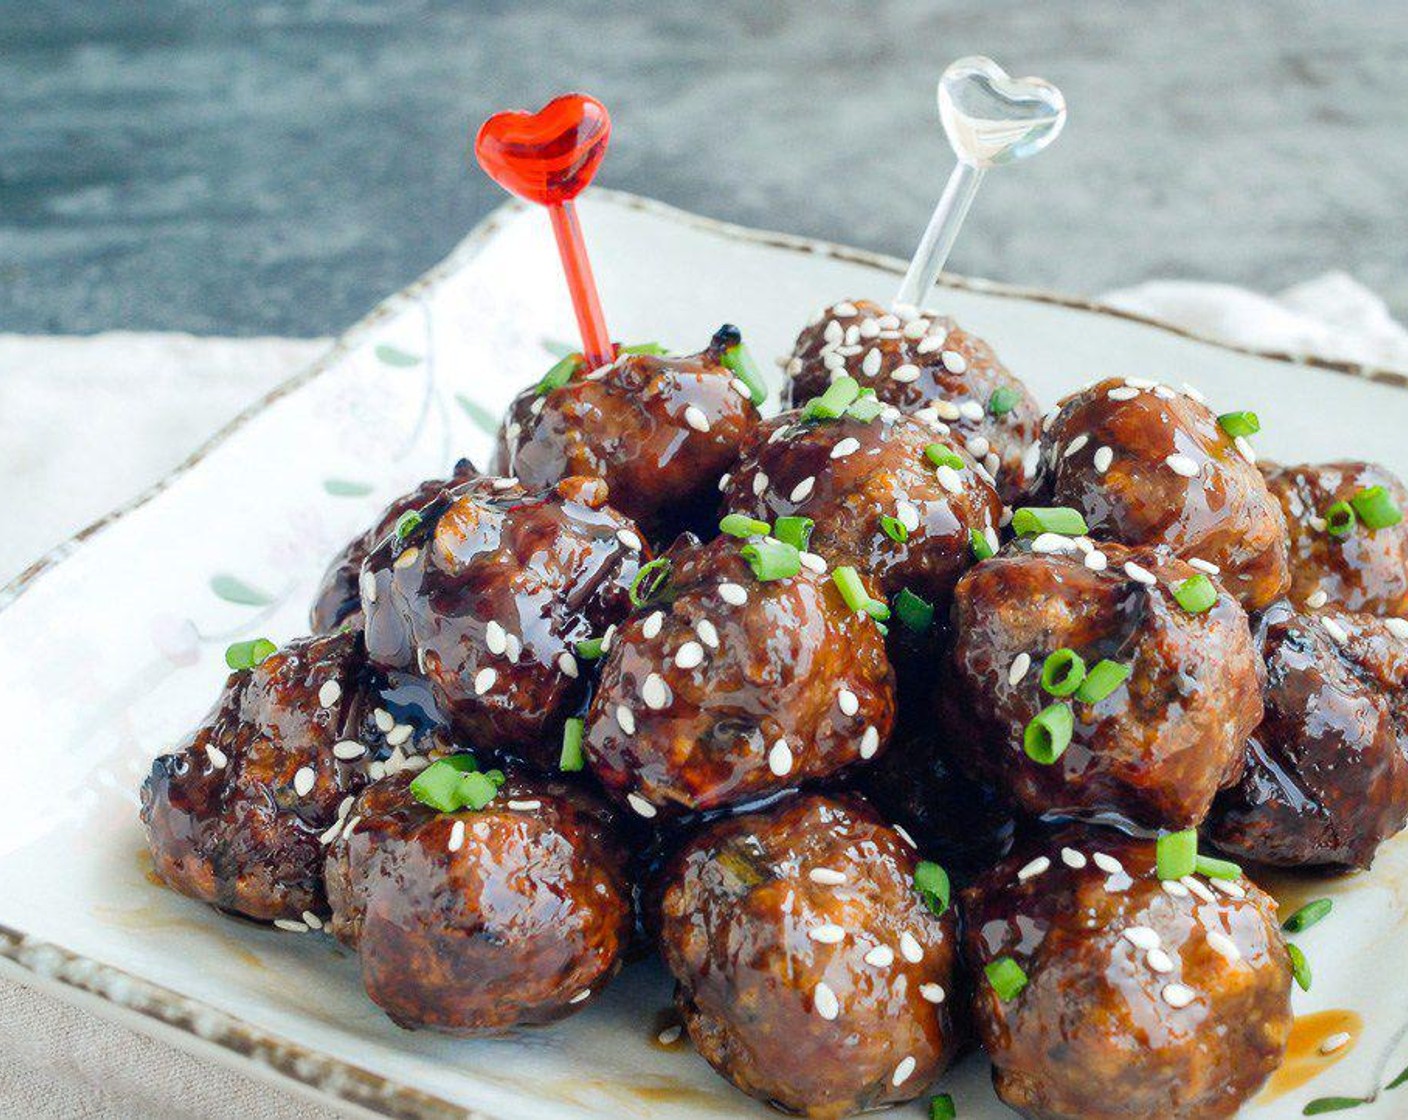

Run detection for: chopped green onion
[[720, 513, 771, 539], [802, 375, 861, 421], [224, 638, 277, 671], [832, 566, 870, 613], [575, 636, 605, 661], [845, 390, 885, 422], [1156, 829, 1198, 880], [618, 341, 668, 356], [925, 442, 965, 470], [395, 510, 422, 540], [864, 598, 892, 621], [720, 340, 767, 406], [1282, 899, 1333, 933], [985, 957, 1028, 1001], [880, 514, 910, 543], [1351, 485, 1403, 530], [409, 754, 480, 812], [458, 769, 501, 811], [773, 515, 814, 550], [1217, 411, 1261, 438], [740, 538, 801, 582], [894, 588, 934, 632], [1172, 574, 1218, 614], [929, 1094, 956, 1120], [1194, 853, 1242, 880], [630, 558, 672, 607], [559, 718, 585, 772], [969, 528, 995, 560], [1040, 648, 1087, 697], [988, 386, 1022, 417], [1288, 942, 1312, 991], [915, 860, 951, 916], [1011, 507, 1089, 537], [536, 353, 581, 395], [1075, 659, 1131, 704], [1023, 703, 1074, 764], [1325, 501, 1357, 538]]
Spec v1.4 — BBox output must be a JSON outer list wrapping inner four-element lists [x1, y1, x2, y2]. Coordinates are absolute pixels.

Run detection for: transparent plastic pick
[[895, 57, 1067, 310]]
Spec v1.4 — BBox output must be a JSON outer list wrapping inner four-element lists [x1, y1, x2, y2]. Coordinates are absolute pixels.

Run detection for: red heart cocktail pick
[[475, 93, 614, 368]]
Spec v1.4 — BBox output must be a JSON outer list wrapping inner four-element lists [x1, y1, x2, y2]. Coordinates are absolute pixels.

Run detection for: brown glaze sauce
[[1259, 1009, 1363, 1102]]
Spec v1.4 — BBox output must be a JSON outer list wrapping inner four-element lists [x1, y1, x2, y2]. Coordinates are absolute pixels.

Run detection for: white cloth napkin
[[1, 272, 1403, 1119]]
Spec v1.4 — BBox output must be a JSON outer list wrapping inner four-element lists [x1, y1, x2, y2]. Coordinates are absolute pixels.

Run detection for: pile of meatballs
[[141, 304, 1408, 1120]]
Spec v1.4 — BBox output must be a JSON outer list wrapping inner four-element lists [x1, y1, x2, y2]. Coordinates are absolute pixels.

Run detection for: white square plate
[[2, 191, 1406, 1120]]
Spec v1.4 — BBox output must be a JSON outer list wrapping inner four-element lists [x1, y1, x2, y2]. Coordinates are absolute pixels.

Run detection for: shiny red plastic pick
[[475, 93, 613, 367]]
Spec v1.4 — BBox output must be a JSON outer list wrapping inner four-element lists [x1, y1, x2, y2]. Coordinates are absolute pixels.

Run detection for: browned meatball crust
[[1208, 603, 1408, 870], [310, 459, 479, 634], [361, 474, 645, 771], [583, 534, 896, 818], [942, 541, 1261, 831], [962, 825, 1293, 1120], [140, 631, 412, 922], [658, 794, 961, 1118], [1038, 377, 1289, 610], [493, 327, 759, 535], [783, 298, 1042, 502], [720, 408, 1002, 610], [1262, 460, 1408, 617], [325, 767, 631, 1034]]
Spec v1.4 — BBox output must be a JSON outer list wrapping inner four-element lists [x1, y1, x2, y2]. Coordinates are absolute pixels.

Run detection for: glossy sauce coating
[[962, 825, 1293, 1120], [1208, 603, 1408, 870], [658, 793, 961, 1119], [942, 541, 1261, 831], [583, 533, 896, 817], [360, 474, 645, 771], [1038, 377, 1289, 610], [1262, 460, 1408, 617], [784, 298, 1043, 502], [493, 328, 759, 536], [720, 409, 1002, 609], [324, 768, 631, 1034]]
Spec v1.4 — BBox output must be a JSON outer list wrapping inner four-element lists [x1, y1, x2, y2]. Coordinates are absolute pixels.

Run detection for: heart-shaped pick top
[[475, 93, 611, 206], [938, 56, 1066, 169]]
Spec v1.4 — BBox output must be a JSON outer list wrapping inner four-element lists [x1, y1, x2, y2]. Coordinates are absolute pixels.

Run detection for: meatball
[[493, 327, 760, 537], [310, 459, 479, 634], [783, 298, 1042, 502], [657, 793, 961, 1118], [720, 405, 1002, 611], [962, 825, 1293, 1120], [1208, 603, 1408, 870], [325, 766, 631, 1034], [583, 533, 896, 818], [360, 474, 645, 771], [941, 540, 1261, 831], [140, 631, 418, 923], [1038, 377, 1289, 610], [1262, 460, 1408, 617]]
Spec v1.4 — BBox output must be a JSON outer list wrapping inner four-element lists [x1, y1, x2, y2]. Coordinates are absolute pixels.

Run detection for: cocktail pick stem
[[895, 56, 1067, 311], [548, 201, 613, 367]]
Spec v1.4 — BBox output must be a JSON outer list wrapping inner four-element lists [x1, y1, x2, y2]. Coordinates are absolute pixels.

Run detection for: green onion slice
[[458, 769, 501, 811], [880, 514, 910, 544], [802, 375, 861, 421], [1194, 853, 1242, 880], [915, 860, 951, 916], [985, 957, 1028, 1001], [1288, 942, 1312, 991], [988, 386, 1022, 417], [773, 515, 814, 550], [720, 513, 771, 538], [929, 1093, 957, 1120], [630, 557, 673, 607], [575, 636, 605, 661], [225, 638, 277, 671], [845, 391, 885, 423], [618, 341, 668, 356], [721, 340, 767, 406], [536, 353, 582, 395], [740, 538, 801, 582], [1011, 507, 1089, 537], [1351, 485, 1403, 530], [1075, 659, 1130, 704], [1040, 648, 1087, 697], [1172, 574, 1217, 614], [925, 442, 965, 470], [1156, 829, 1198, 880], [1283, 898, 1333, 933], [1217, 411, 1260, 438], [1023, 703, 1074, 764], [1325, 500, 1357, 538], [395, 510, 422, 540], [409, 754, 480, 813], [969, 528, 995, 561], [832, 566, 870, 613], [559, 718, 585, 772], [894, 588, 934, 632]]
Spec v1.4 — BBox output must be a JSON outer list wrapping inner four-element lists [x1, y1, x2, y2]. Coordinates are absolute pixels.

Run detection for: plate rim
[[4, 188, 1406, 1120]]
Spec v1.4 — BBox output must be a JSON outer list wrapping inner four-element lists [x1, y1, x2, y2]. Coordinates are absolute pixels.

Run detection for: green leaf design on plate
[[541, 337, 576, 358], [1304, 1098, 1368, 1115], [374, 343, 422, 367], [210, 574, 274, 606], [323, 478, 374, 497], [455, 393, 498, 435], [1389, 1064, 1408, 1091]]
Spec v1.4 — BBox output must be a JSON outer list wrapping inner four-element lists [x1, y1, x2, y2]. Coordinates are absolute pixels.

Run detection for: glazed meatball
[[1262, 460, 1408, 616], [493, 326, 760, 536], [1208, 603, 1408, 870], [783, 298, 1042, 502], [325, 766, 631, 1034], [962, 825, 1293, 1120], [658, 793, 961, 1118], [310, 459, 479, 634], [361, 474, 645, 771], [583, 533, 895, 818], [1038, 377, 1289, 610], [141, 631, 422, 923], [720, 406, 1002, 611], [941, 540, 1261, 831]]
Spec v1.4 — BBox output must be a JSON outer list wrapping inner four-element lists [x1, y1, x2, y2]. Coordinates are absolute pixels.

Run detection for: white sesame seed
[[808, 924, 846, 944], [1147, 948, 1175, 973], [833, 301, 858, 317], [892, 1056, 917, 1086], [1093, 852, 1124, 875], [1124, 926, 1162, 951], [967, 435, 991, 459], [877, 314, 900, 330], [1188, 557, 1221, 575], [899, 931, 923, 963], [302, 910, 323, 931], [394, 547, 420, 570], [823, 351, 847, 372], [891, 364, 920, 383], [810, 867, 848, 885], [813, 982, 840, 1020], [864, 945, 895, 967], [1211, 878, 1245, 898], [732, 377, 753, 400], [1162, 983, 1196, 1008], [343, 814, 362, 837], [933, 400, 961, 422], [1309, 515, 1328, 532], [917, 334, 945, 355], [1085, 550, 1108, 571], [1323, 617, 1350, 645], [627, 793, 656, 818], [861, 349, 882, 377], [1093, 446, 1114, 474], [360, 569, 377, 604], [485, 620, 507, 655], [1064, 434, 1090, 458], [684, 405, 711, 433], [1181, 875, 1217, 903], [675, 641, 705, 670], [492, 476, 519, 490], [658, 1024, 683, 1045], [1018, 856, 1051, 882], [1061, 847, 1087, 869], [894, 824, 918, 849], [1206, 931, 1240, 961], [318, 680, 342, 708], [274, 919, 309, 933], [959, 399, 985, 422], [753, 472, 769, 497], [891, 500, 920, 533], [205, 744, 228, 770], [474, 667, 497, 696], [617, 529, 643, 552], [1320, 1032, 1353, 1055], [1386, 617, 1408, 641], [507, 799, 541, 811], [1181, 382, 1207, 403], [448, 819, 465, 852], [719, 583, 748, 606], [293, 767, 316, 797], [824, 320, 844, 344], [791, 476, 816, 502], [1235, 436, 1257, 464], [860, 725, 880, 759], [640, 610, 664, 640], [838, 689, 859, 717], [831, 437, 861, 459], [1162, 880, 1191, 898], [601, 623, 617, 652], [768, 739, 794, 776], [319, 818, 344, 846], [718, 472, 732, 492], [1008, 652, 1032, 686], [1166, 453, 1200, 478], [1124, 561, 1157, 586], [935, 464, 963, 495], [799, 551, 828, 573], [332, 740, 366, 760], [337, 796, 354, 819], [558, 651, 579, 678], [696, 619, 720, 648], [386, 723, 413, 748], [903, 319, 929, 340], [570, 990, 592, 1004], [374, 708, 395, 733], [617, 705, 636, 735], [941, 350, 967, 373], [1306, 588, 1328, 610], [642, 673, 670, 709], [920, 983, 946, 1004], [1032, 532, 1077, 554]]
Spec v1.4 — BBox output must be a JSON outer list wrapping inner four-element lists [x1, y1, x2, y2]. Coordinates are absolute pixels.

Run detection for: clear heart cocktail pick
[[894, 57, 1067, 311], [475, 93, 615, 368]]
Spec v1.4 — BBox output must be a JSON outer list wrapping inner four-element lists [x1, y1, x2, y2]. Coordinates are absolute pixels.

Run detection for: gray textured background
[[3, 0, 1405, 337]]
